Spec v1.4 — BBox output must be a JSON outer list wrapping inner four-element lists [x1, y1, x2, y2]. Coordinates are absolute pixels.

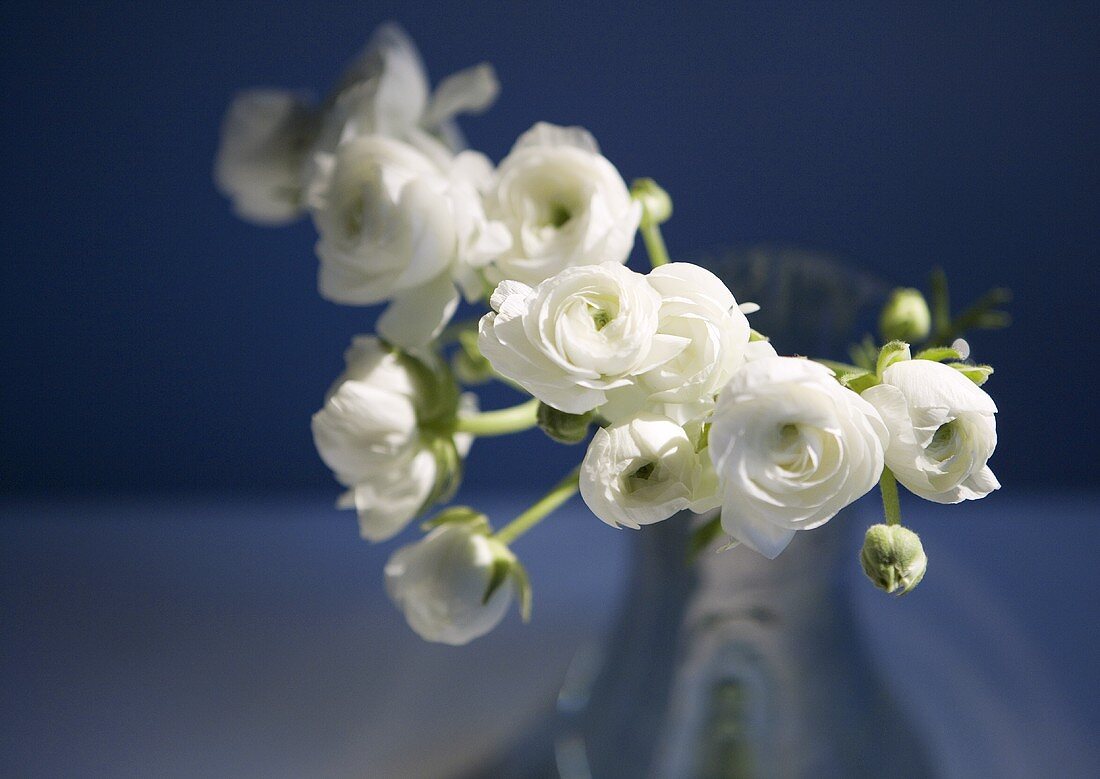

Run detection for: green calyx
[[537, 403, 594, 444]]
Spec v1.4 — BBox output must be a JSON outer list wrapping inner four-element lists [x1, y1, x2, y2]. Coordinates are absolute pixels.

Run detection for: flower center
[[625, 461, 658, 494], [589, 305, 613, 331], [547, 202, 572, 228], [927, 421, 958, 461]]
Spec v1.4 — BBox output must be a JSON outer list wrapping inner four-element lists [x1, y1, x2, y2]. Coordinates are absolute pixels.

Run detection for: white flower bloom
[[385, 521, 514, 645], [862, 358, 999, 503], [478, 262, 686, 414], [311, 337, 471, 541], [484, 123, 640, 287], [308, 135, 508, 346], [710, 356, 888, 559], [311, 23, 499, 166], [214, 90, 318, 225], [580, 414, 718, 529], [601, 263, 751, 424]]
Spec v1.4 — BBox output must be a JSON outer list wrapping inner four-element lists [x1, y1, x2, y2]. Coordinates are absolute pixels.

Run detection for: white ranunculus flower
[[580, 414, 719, 529], [308, 135, 508, 346], [601, 263, 751, 424], [478, 262, 687, 413], [710, 356, 888, 559], [384, 521, 514, 645], [484, 123, 641, 287], [311, 23, 499, 168], [862, 358, 999, 503], [311, 336, 471, 541], [214, 90, 319, 225]]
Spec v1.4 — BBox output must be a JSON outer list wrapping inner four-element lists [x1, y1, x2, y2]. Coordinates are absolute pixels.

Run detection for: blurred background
[[2, 2, 1098, 776]]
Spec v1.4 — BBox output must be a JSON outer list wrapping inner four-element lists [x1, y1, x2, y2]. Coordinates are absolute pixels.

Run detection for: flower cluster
[[218, 24, 1007, 644]]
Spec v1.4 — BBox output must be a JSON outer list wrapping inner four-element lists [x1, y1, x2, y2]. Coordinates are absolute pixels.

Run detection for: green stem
[[879, 467, 902, 526], [438, 318, 480, 346], [493, 466, 581, 545], [640, 221, 671, 268], [455, 398, 540, 437]]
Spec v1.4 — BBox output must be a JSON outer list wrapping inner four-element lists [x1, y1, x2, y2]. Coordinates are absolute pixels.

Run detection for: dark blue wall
[[2, 1, 1097, 495]]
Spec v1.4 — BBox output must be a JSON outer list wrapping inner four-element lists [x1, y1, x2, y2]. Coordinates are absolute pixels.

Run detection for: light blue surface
[[1, 491, 1096, 776]]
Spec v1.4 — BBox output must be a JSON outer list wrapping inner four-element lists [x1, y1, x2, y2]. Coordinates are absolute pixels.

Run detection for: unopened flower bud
[[537, 403, 593, 444], [630, 178, 672, 227], [860, 523, 927, 595], [879, 288, 931, 343]]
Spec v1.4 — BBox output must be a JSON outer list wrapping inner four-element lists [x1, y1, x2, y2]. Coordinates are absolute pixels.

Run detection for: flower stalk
[[455, 398, 540, 436], [879, 467, 902, 526], [493, 466, 581, 545], [641, 221, 671, 268]]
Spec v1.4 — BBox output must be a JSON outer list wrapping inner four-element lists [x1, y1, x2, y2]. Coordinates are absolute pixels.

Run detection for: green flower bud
[[630, 178, 672, 227], [860, 523, 927, 595], [537, 402, 594, 444], [879, 288, 932, 344]]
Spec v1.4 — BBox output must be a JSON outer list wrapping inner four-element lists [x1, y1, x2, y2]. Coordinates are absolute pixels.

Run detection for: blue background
[[2, 1, 1098, 496]]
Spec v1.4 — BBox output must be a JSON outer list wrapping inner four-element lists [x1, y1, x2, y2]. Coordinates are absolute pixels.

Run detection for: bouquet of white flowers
[[217, 24, 1009, 645]]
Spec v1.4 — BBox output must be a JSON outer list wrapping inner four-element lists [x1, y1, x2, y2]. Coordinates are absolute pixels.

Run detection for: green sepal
[[510, 559, 533, 622], [876, 340, 912, 376], [849, 334, 880, 372], [421, 436, 464, 512], [687, 514, 723, 564], [840, 370, 881, 394], [948, 362, 994, 386], [537, 403, 593, 444], [392, 346, 461, 436], [482, 557, 513, 605], [451, 329, 495, 386], [420, 506, 489, 534], [748, 329, 770, 343], [914, 346, 963, 363]]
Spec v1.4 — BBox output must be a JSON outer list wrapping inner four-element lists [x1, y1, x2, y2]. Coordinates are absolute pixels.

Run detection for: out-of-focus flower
[[385, 517, 516, 645], [311, 336, 470, 540], [214, 90, 319, 225], [484, 123, 640, 287], [307, 136, 507, 346]]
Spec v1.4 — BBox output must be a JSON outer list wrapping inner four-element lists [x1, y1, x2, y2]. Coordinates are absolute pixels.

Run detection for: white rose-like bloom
[[485, 123, 641, 287], [710, 357, 888, 559], [601, 263, 751, 424], [862, 358, 999, 503], [311, 23, 499, 168], [308, 135, 508, 346], [385, 521, 514, 645], [478, 262, 687, 413], [311, 337, 471, 541], [214, 90, 318, 225], [580, 414, 719, 529]]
